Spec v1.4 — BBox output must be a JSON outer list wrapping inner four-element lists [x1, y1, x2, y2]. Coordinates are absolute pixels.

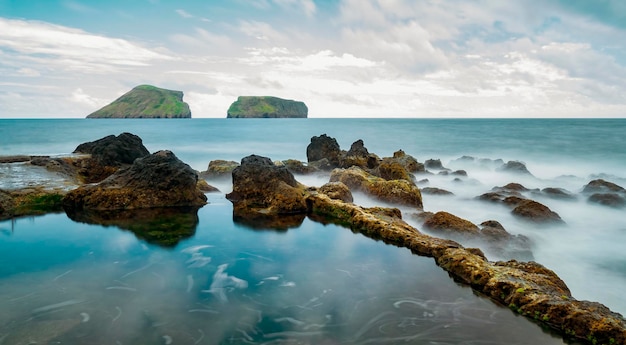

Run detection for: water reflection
[[64, 206, 200, 247], [233, 210, 306, 232], [0, 196, 576, 344]]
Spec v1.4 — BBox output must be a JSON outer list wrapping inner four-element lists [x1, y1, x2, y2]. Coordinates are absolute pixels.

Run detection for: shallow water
[[0, 118, 624, 342], [0, 194, 574, 344]]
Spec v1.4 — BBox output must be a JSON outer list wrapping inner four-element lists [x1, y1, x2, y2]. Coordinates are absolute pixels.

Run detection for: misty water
[[2, 118, 624, 343]]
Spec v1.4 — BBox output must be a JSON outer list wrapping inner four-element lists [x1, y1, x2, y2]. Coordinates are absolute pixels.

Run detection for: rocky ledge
[[223, 141, 625, 345]]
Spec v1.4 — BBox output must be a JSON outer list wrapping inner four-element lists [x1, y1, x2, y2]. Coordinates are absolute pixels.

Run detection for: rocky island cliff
[[87, 85, 191, 119], [227, 96, 308, 118]]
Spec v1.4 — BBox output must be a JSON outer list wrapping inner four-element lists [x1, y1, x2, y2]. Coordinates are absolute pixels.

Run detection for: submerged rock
[[540, 187, 577, 201], [226, 155, 307, 216], [498, 161, 533, 176], [510, 199, 564, 224], [329, 166, 423, 209], [62, 150, 207, 211], [582, 179, 626, 194], [588, 193, 626, 208]]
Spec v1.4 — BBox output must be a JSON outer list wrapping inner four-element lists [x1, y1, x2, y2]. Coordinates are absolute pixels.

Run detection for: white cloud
[[175, 9, 194, 19], [0, 18, 172, 72]]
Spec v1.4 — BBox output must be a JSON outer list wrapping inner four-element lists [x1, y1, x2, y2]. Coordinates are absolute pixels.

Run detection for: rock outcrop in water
[[226, 96, 307, 118], [329, 166, 423, 209], [87, 85, 191, 119], [73, 132, 150, 183], [63, 150, 207, 211], [582, 179, 626, 208], [225, 155, 308, 217]]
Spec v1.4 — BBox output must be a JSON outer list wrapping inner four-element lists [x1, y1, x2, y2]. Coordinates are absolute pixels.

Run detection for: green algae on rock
[[227, 96, 308, 118], [87, 85, 191, 118]]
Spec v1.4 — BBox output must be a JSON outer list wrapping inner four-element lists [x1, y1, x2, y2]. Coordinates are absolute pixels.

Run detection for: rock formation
[[62, 150, 207, 212], [329, 166, 423, 209], [87, 85, 191, 118], [225, 155, 308, 216], [227, 96, 307, 118], [73, 132, 150, 183]]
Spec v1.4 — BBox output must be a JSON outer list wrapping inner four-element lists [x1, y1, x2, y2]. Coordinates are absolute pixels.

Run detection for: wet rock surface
[[226, 154, 308, 216], [329, 166, 423, 209], [583, 179, 626, 208], [72, 132, 150, 183], [62, 150, 207, 211], [200, 159, 239, 179]]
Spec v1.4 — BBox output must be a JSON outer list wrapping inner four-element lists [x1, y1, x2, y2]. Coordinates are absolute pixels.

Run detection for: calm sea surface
[[2, 118, 625, 344]]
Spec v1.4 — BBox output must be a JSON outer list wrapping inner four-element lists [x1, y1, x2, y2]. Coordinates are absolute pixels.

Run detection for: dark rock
[[279, 159, 318, 175], [0, 190, 15, 219], [425, 159, 444, 170], [393, 150, 424, 173], [308, 158, 333, 171], [422, 211, 480, 237], [421, 187, 454, 196], [582, 179, 626, 194], [318, 182, 353, 203], [63, 150, 207, 211], [588, 193, 626, 208], [503, 196, 527, 207], [0, 155, 31, 163], [200, 160, 239, 179], [73, 132, 150, 183], [451, 170, 467, 177], [540, 187, 577, 201], [226, 155, 307, 216], [197, 179, 219, 193], [477, 192, 507, 203], [340, 139, 376, 169], [498, 161, 533, 176], [306, 134, 341, 167], [511, 199, 564, 224], [496, 183, 530, 192], [377, 157, 414, 182], [329, 166, 423, 209]]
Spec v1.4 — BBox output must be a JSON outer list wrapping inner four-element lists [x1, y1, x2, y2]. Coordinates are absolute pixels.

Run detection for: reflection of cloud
[[202, 264, 248, 302]]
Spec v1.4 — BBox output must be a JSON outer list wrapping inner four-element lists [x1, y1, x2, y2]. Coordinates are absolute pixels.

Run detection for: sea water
[[2, 118, 625, 343]]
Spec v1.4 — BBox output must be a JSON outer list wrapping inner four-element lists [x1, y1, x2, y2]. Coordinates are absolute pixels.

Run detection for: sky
[[0, 0, 625, 118]]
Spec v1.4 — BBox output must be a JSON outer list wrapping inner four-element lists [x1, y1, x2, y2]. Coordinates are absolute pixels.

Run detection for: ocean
[[1, 118, 625, 344]]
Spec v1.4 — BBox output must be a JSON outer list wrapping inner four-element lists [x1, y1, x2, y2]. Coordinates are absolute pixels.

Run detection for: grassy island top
[[227, 96, 308, 118], [87, 85, 191, 119]]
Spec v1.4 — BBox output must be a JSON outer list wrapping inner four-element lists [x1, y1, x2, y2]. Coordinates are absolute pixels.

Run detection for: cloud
[[175, 9, 194, 19], [273, 0, 317, 17], [0, 18, 173, 73]]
